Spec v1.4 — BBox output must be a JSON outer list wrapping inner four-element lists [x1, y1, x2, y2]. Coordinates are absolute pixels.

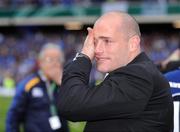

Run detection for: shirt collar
[[38, 70, 48, 82]]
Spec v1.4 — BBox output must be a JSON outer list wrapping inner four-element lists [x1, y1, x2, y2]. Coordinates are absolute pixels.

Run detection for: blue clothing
[[165, 68, 180, 101], [6, 72, 69, 132], [165, 68, 180, 132]]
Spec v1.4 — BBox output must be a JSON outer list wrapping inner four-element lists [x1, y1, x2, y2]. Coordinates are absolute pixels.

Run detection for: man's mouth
[[95, 57, 109, 62]]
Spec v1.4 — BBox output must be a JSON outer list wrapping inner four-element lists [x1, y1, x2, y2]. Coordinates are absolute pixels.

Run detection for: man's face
[[94, 19, 130, 73], [39, 48, 63, 80]]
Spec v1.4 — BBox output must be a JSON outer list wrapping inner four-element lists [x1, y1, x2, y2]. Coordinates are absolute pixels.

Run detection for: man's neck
[[127, 50, 141, 65]]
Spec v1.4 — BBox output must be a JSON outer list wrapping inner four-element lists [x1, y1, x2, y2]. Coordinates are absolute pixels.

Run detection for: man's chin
[[97, 66, 109, 73]]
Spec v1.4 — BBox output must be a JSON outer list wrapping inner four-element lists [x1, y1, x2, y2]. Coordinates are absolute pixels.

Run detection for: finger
[[87, 27, 92, 32], [87, 27, 93, 36]]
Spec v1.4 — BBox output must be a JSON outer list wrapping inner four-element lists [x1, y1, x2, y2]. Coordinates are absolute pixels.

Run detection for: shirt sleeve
[[6, 81, 28, 132], [57, 57, 153, 122]]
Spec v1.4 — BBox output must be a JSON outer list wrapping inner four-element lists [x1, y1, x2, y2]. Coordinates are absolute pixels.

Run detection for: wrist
[[81, 50, 94, 61], [74, 52, 91, 62]]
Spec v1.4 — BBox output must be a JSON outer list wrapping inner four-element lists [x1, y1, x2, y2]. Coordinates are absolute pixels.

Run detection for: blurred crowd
[[0, 0, 131, 7], [0, 0, 179, 8], [0, 27, 179, 89], [0, 27, 84, 88], [142, 32, 180, 63]]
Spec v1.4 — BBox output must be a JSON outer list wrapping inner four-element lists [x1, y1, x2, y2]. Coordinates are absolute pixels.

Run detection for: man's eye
[[94, 39, 98, 46], [104, 39, 112, 44]]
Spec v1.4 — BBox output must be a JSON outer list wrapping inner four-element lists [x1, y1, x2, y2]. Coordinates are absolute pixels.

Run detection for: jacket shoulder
[[165, 69, 180, 81], [25, 76, 40, 92], [17, 74, 40, 93], [112, 61, 153, 79]]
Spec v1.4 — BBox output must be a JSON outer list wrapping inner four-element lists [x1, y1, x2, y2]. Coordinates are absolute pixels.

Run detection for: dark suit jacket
[[57, 52, 173, 132]]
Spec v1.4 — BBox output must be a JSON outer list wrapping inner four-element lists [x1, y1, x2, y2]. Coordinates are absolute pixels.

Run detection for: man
[[6, 43, 69, 132], [165, 67, 180, 132], [57, 11, 173, 132]]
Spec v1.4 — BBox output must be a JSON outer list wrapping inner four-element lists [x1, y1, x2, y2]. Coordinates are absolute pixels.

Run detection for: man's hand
[[48, 67, 63, 85], [81, 27, 95, 61]]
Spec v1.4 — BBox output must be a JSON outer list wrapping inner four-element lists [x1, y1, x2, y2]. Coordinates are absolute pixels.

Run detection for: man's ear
[[128, 35, 140, 52]]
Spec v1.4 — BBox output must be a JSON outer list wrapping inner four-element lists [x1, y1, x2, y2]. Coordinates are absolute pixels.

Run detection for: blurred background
[[0, 0, 180, 132]]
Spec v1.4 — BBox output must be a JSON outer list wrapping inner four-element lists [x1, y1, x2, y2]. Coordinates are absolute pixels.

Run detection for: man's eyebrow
[[95, 36, 112, 40]]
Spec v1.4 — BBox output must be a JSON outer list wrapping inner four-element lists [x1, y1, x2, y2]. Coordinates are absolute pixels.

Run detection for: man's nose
[[53, 61, 61, 67], [48, 60, 61, 68], [95, 42, 103, 54]]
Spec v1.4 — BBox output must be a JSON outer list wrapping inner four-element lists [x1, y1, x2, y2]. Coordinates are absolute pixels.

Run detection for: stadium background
[[0, 0, 180, 132]]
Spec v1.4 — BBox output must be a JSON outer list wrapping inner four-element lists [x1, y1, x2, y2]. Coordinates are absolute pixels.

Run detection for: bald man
[[57, 12, 173, 132]]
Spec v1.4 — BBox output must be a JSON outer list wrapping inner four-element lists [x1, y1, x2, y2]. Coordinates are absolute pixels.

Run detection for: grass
[[0, 96, 12, 132], [0, 96, 85, 132], [69, 121, 86, 132]]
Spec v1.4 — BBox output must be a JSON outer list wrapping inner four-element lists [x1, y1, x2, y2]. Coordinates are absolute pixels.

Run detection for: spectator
[[3, 71, 15, 89], [6, 43, 69, 132], [165, 62, 180, 132]]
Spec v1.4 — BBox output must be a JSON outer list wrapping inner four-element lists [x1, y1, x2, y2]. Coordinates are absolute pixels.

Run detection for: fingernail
[[87, 27, 92, 32], [87, 28, 92, 35]]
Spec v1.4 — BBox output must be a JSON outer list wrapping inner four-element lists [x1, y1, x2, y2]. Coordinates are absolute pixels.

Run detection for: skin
[[82, 12, 141, 73], [38, 48, 63, 85]]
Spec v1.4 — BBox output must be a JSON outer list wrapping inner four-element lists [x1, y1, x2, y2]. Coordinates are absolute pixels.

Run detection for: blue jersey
[[165, 69, 180, 101], [165, 68, 180, 132], [6, 72, 69, 132]]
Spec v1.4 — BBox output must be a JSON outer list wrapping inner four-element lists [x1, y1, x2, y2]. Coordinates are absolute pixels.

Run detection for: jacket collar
[[38, 70, 48, 82], [109, 52, 151, 75], [127, 52, 150, 66]]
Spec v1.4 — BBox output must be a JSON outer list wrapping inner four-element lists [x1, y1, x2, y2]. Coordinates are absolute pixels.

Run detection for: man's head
[[38, 43, 64, 84], [93, 11, 141, 73]]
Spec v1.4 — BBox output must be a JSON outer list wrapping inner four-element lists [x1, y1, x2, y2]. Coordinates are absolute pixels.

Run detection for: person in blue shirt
[[165, 68, 180, 100], [6, 43, 69, 132], [165, 66, 180, 132]]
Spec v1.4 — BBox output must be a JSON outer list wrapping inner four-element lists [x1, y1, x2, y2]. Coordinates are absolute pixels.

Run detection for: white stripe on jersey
[[170, 82, 180, 89], [174, 101, 179, 132]]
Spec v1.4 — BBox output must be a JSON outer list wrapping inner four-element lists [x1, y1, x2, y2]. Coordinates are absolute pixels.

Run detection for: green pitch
[[0, 96, 12, 132], [0, 96, 85, 132], [69, 121, 86, 132]]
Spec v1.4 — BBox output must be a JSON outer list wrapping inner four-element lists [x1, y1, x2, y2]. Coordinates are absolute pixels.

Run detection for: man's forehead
[[44, 48, 60, 53], [94, 17, 123, 32], [43, 49, 61, 56], [96, 12, 123, 23], [93, 21, 122, 38]]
